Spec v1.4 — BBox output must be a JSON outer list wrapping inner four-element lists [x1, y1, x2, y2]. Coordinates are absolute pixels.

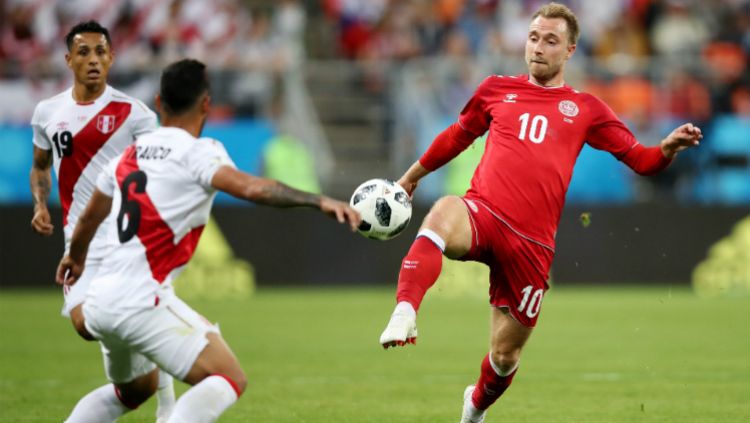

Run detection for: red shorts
[[459, 197, 554, 327]]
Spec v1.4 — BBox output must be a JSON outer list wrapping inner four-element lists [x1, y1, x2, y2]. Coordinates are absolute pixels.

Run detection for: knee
[[117, 371, 158, 408], [490, 349, 521, 375], [69, 305, 94, 341], [230, 370, 248, 395], [424, 196, 463, 227], [211, 369, 247, 397]]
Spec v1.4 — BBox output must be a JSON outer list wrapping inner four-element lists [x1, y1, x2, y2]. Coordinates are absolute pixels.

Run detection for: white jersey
[[31, 85, 158, 259], [90, 126, 235, 313]]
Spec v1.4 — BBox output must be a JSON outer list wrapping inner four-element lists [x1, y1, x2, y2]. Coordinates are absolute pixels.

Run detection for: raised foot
[[379, 302, 418, 349]]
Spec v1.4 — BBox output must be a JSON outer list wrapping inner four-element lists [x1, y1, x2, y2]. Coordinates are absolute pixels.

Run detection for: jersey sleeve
[[30, 104, 51, 150], [95, 155, 120, 197], [457, 76, 494, 136], [584, 94, 638, 159], [185, 138, 237, 189], [130, 100, 159, 138], [418, 122, 478, 171]]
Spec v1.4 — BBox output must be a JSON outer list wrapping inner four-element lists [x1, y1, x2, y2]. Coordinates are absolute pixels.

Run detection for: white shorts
[[82, 295, 219, 384], [61, 257, 102, 317]]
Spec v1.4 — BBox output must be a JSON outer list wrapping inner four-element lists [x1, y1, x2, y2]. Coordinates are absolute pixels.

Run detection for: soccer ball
[[350, 179, 412, 240]]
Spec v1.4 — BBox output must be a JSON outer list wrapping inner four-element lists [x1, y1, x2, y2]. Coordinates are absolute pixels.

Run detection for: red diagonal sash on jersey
[[115, 146, 205, 283], [59, 101, 132, 226]]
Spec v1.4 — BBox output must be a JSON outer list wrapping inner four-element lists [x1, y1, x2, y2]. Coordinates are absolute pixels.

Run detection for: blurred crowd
[[3, 0, 748, 124], [1, 0, 305, 75], [0, 0, 305, 121], [324, 0, 750, 127]]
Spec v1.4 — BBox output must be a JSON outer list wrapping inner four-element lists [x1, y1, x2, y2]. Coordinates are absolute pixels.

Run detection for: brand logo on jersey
[[503, 93, 518, 103], [558, 100, 579, 117], [56, 121, 69, 131], [96, 115, 116, 134]]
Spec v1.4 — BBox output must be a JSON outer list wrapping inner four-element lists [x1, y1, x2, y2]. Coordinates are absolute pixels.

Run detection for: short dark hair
[[160, 59, 209, 115], [65, 21, 112, 51], [532, 2, 580, 45]]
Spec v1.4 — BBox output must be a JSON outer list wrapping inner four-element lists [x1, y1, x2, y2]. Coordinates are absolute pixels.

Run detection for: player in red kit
[[378, 3, 702, 422]]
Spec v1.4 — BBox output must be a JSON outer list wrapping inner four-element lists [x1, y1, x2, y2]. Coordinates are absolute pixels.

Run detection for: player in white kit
[[56, 59, 362, 422], [29, 21, 176, 421]]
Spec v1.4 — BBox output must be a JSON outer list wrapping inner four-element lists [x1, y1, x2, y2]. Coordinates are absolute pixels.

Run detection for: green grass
[[1, 286, 748, 422]]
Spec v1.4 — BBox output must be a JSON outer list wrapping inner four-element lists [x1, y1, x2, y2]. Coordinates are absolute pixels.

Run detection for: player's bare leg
[[461, 307, 533, 422], [167, 332, 246, 423], [69, 303, 176, 421], [65, 369, 158, 422], [116, 369, 160, 408], [380, 196, 473, 348], [69, 304, 94, 340]]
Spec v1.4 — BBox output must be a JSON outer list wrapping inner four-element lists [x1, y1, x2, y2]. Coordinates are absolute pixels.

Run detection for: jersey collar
[[521, 74, 569, 90], [72, 84, 111, 105]]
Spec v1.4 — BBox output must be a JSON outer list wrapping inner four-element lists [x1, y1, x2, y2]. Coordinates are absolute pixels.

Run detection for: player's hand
[[397, 177, 418, 197], [661, 123, 702, 159], [320, 196, 362, 232], [56, 255, 84, 286], [31, 207, 54, 236]]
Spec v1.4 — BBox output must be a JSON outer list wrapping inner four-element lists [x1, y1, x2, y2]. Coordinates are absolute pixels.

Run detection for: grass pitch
[[0, 286, 748, 422]]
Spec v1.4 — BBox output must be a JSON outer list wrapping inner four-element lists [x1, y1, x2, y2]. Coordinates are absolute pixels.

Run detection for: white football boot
[[379, 302, 418, 348], [460, 385, 487, 423]]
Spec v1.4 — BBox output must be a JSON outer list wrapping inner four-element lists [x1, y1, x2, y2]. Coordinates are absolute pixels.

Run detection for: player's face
[[525, 16, 576, 84], [65, 33, 113, 88]]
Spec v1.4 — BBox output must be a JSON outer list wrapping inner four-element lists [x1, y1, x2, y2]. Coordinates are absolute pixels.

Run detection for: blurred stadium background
[[0, 1, 749, 421], [1, 0, 748, 290]]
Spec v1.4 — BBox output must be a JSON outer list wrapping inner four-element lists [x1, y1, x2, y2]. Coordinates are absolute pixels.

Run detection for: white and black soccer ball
[[350, 178, 412, 240]]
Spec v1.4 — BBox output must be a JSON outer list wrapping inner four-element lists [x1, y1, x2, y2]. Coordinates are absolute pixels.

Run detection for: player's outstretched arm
[[415, 122, 479, 183], [619, 123, 703, 175], [30, 146, 54, 236], [210, 166, 361, 231], [56, 189, 113, 286], [397, 161, 431, 196], [399, 122, 480, 195], [660, 123, 702, 159]]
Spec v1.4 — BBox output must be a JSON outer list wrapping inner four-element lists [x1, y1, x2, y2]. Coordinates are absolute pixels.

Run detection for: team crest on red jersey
[[558, 100, 579, 117], [96, 115, 116, 134]]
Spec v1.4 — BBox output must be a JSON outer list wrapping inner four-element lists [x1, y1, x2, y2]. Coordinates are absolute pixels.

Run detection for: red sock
[[471, 354, 518, 410], [395, 235, 444, 312]]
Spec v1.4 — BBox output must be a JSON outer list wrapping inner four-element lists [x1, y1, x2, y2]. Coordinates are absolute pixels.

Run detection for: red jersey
[[419, 74, 669, 250]]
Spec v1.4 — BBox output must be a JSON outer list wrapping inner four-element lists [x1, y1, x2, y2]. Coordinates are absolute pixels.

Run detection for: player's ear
[[201, 94, 210, 114], [566, 43, 576, 60], [155, 94, 163, 115], [65, 52, 72, 69]]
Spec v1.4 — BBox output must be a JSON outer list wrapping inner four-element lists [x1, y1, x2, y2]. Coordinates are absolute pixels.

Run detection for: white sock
[[166, 375, 239, 423], [488, 352, 519, 377], [156, 370, 176, 421], [417, 229, 446, 252], [64, 384, 130, 423]]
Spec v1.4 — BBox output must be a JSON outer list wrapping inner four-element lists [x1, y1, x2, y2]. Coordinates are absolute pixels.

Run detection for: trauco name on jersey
[[130, 145, 172, 161]]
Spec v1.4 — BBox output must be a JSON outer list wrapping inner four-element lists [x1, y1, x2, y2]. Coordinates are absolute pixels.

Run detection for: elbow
[[240, 180, 274, 204], [240, 185, 263, 203], [633, 162, 670, 176], [634, 167, 658, 177], [76, 211, 101, 230]]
